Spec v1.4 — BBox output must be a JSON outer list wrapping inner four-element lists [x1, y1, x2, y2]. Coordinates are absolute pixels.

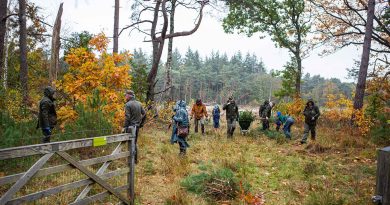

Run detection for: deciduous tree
[[223, 0, 311, 97], [120, 0, 209, 102]]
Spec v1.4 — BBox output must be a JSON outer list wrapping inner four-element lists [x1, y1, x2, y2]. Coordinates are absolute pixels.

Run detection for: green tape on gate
[[93, 137, 107, 147]]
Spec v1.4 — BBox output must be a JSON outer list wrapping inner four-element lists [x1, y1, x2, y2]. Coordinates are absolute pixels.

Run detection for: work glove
[[311, 117, 315, 120], [43, 127, 51, 135]]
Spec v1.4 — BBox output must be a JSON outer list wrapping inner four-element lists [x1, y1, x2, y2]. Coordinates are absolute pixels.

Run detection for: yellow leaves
[[323, 94, 373, 136], [323, 94, 353, 123], [57, 106, 78, 131], [274, 98, 305, 122], [353, 109, 373, 136], [56, 33, 132, 129], [89, 33, 109, 52]]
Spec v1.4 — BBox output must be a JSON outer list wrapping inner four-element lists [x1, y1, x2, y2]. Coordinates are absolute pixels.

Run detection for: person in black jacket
[[37, 86, 57, 143], [259, 100, 272, 130], [300, 99, 321, 144]]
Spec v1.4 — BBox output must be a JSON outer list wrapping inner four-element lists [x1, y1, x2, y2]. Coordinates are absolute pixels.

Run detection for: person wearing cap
[[123, 90, 145, 163], [191, 99, 208, 135], [301, 99, 320, 144], [222, 96, 239, 138], [36, 86, 57, 143]]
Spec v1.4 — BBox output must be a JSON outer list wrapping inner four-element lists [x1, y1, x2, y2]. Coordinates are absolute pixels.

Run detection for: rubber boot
[[201, 124, 205, 135]]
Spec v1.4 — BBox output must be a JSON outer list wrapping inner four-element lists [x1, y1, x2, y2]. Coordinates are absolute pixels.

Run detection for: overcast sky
[[31, 0, 361, 82]]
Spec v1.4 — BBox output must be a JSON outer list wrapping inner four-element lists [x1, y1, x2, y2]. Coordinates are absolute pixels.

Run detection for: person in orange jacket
[[191, 99, 208, 135]]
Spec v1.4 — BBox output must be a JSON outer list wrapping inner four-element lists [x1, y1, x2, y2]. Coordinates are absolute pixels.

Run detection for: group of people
[[36, 86, 321, 160], [258, 99, 321, 144]]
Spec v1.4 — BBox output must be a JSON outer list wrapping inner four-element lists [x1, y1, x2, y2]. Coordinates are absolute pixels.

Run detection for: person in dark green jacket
[[37, 86, 57, 143], [300, 99, 321, 144], [123, 90, 145, 163], [222, 97, 239, 138]]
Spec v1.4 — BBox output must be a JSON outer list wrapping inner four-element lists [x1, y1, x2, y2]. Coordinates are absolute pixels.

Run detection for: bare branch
[[155, 0, 208, 41], [119, 20, 153, 36]]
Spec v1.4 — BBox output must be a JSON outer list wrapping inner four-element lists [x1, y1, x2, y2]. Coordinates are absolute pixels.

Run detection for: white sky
[[31, 0, 361, 82]]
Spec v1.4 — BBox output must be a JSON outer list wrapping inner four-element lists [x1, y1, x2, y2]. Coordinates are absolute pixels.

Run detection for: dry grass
[[0, 119, 378, 204]]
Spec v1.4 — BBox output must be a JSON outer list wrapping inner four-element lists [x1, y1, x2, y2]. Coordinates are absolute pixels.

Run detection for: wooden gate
[[0, 127, 137, 205]]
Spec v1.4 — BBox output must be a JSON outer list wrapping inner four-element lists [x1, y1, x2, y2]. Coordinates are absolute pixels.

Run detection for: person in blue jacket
[[212, 105, 221, 131], [283, 114, 295, 139], [171, 100, 190, 156], [275, 111, 287, 131]]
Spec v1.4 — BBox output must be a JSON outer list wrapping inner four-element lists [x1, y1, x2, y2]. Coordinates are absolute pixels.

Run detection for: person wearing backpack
[[171, 100, 190, 156], [212, 105, 221, 131]]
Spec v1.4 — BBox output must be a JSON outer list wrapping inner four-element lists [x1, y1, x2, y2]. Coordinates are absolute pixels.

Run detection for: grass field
[[133, 119, 377, 205], [0, 119, 378, 204]]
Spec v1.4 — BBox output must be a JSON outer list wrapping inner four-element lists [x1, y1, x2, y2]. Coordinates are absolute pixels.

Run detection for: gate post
[[373, 146, 390, 205], [127, 126, 136, 205]]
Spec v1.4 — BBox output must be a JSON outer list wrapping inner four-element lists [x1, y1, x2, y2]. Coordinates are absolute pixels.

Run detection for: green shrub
[[181, 168, 244, 201], [60, 91, 114, 141], [370, 114, 390, 145], [239, 110, 255, 122], [0, 111, 42, 148]]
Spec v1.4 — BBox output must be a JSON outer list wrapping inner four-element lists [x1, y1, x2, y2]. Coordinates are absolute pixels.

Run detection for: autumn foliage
[[56, 33, 132, 129]]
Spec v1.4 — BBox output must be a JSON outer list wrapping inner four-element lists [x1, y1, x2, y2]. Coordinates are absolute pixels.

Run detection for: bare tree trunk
[[145, 0, 207, 102], [295, 54, 302, 97], [146, 0, 167, 102], [49, 3, 63, 85], [3, 3, 9, 89], [113, 0, 119, 54], [0, 0, 7, 83], [164, 0, 176, 101], [353, 0, 375, 111], [19, 0, 28, 103]]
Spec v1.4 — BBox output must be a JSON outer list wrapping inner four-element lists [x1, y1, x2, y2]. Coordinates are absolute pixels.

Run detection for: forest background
[[0, 0, 389, 204]]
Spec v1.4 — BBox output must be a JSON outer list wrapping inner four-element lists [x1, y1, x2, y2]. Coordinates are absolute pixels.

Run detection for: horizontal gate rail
[[0, 133, 131, 160]]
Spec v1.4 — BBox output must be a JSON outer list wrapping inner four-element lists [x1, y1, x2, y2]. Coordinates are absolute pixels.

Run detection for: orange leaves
[[239, 181, 265, 205], [89, 33, 110, 52], [322, 94, 373, 136], [57, 106, 78, 131], [56, 33, 132, 129], [323, 94, 353, 124], [274, 98, 305, 123]]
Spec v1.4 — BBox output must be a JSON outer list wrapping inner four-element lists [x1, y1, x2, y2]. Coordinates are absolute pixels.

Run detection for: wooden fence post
[[128, 126, 136, 205], [373, 146, 390, 205]]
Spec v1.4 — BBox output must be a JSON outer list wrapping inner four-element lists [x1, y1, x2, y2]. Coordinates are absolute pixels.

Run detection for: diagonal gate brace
[[56, 151, 130, 205]]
